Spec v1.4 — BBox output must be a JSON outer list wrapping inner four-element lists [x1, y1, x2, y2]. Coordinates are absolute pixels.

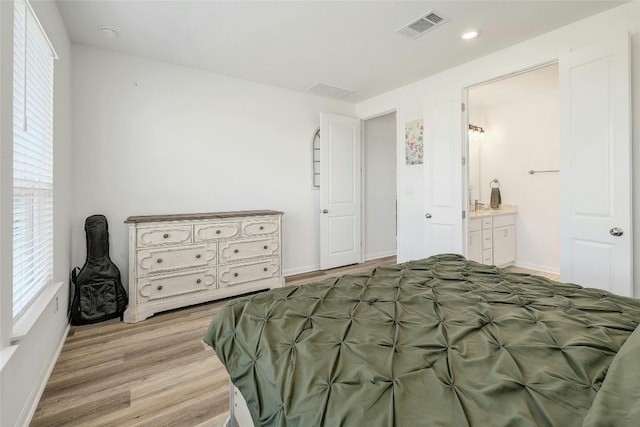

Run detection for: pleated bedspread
[[204, 254, 640, 426]]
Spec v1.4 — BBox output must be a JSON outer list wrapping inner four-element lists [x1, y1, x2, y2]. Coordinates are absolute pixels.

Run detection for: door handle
[[425, 213, 432, 219], [610, 227, 624, 237], [322, 209, 329, 214]]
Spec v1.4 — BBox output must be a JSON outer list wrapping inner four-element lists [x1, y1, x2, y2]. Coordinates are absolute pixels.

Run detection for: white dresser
[[123, 210, 284, 323]]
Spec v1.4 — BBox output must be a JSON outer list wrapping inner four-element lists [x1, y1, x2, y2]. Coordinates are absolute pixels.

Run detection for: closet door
[[559, 33, 632, 296]]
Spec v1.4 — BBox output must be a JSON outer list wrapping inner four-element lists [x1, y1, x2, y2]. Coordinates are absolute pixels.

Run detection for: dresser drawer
[[219, 258, 280, 288], [138, 268, 217, 302], [194, 222, 240, 242], [241, 219, 279, 237], [137, 243, 216, 276], [219, 237, 279, 263], [137, 225, 192, 247]]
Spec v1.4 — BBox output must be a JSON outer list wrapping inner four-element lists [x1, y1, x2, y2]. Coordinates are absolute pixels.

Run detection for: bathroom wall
[[469, 64, 560, 273]]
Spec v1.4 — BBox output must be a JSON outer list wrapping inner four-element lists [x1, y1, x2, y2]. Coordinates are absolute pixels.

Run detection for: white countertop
[[469, 204, 518, 218]]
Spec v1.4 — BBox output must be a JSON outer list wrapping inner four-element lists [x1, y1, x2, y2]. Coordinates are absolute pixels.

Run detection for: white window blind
[[13, 0, 56, 319]]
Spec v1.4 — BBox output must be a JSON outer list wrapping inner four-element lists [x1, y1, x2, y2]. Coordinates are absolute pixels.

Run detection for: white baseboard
[[18, 321, 70, 427], [283, 264, 320, 277], [513, 261, 560, 275], [284, 252, 397, 278], [364, 250, 397, 262]]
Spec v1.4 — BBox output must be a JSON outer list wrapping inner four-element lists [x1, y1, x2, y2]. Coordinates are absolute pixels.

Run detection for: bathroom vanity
[[468, 204, 517, 267]]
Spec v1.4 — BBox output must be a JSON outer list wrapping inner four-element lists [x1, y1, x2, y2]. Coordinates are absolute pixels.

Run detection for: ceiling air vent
[[307, 83, 355, 99], [396, 10, 449, 39]]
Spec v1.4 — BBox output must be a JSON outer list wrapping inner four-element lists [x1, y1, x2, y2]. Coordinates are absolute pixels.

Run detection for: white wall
[[0, 1, 73, 426], [355, 2, 640, 296], [364, 112, 397, 260], [470, 67, 560, 273], [71, 45, 354, 279]]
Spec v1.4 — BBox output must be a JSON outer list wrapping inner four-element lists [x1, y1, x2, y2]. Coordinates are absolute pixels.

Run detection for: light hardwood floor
[[30, 256, 397, 427], [504, 265, 560, 282], [31, 257, 563, 426]]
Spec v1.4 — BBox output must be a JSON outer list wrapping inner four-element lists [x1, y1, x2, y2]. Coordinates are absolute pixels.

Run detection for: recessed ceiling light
[[100, 26, 118, 39], [462, 30, 479, 40]]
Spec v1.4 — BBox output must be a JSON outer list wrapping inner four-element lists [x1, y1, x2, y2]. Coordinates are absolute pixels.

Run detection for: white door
[[559, 33, 632, 296], [320, 113, 362, 270], [423, 90, 464, 257]]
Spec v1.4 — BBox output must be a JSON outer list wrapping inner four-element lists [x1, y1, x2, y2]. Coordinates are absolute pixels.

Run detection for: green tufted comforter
[[204, 254, 640, 426]]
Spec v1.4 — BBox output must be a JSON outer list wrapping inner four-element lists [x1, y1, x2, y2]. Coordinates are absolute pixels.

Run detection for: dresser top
[[125, 210, 284, 224]]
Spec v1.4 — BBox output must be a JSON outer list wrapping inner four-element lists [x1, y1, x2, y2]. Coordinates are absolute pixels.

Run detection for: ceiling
[[55, 1, 624, 103]]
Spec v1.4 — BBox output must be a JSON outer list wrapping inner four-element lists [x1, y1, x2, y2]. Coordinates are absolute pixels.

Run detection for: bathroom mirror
[[468, 129, 481, 208]]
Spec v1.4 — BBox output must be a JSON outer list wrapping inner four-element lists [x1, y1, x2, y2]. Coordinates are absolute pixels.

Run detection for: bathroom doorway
[[466, 63, 560, 279]]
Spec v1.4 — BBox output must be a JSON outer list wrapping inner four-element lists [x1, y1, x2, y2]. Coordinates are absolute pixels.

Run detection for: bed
[[203, 254, 640, 426]]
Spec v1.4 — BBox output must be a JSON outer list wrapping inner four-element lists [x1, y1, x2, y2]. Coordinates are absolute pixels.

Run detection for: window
[[311, 128, 320, 188], [12, 0, 56, 319]]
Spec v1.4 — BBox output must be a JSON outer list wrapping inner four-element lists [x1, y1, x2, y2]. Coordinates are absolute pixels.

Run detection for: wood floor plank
[[30, 390, 131, 427], [30, 257, 396, 426]]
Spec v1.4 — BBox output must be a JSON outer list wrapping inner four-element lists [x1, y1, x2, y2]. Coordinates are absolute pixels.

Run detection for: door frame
[[461, 60, 559, 260]]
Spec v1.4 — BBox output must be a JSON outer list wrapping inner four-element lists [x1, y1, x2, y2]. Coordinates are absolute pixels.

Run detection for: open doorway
[[363, 112, 397, 262], [466, 64, 560, 279]]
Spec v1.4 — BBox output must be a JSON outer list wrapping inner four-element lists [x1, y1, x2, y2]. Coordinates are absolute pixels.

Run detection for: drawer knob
[[216, 230, 221, 234], [263, 245, 268, 250], [163, 233, 169, 239], [196, 279, 201, 284], [233, 272, 239, 277], [196, 254, 201, 259], [157, 285, 163, 291], [157, 258, 163, 263], [259, 226, 264, 230], [263, 267, 268, 272], [234, 249, 239, 254]]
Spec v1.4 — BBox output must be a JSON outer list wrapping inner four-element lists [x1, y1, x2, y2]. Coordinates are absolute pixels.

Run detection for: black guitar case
[[70, 215, 128, 325]]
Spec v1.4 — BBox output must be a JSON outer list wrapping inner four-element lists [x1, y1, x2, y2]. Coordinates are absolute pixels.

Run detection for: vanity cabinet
[[468, 213, 516, 268], [468, 219, 483, 264], [123, 210, 284, 323], [492, 215, 516, 267], [481, 217, 494, 264]]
